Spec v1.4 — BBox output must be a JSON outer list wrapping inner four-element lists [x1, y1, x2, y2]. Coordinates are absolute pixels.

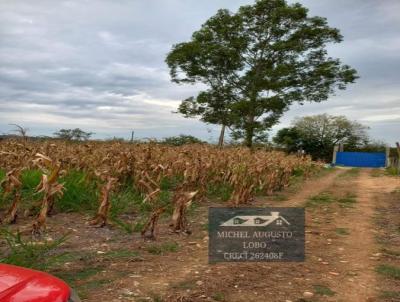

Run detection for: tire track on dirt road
[[331, 169, 400, 302], [265, 167, 346, 207], [156, 168, 348, 301]]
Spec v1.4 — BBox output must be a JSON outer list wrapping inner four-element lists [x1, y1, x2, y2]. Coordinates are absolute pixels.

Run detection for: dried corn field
[[0, 139, 317, 236], [8, 140, 397, 302]]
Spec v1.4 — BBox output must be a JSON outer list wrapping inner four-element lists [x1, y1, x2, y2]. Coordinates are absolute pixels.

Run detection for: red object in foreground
[[0, 264, 79, 302]]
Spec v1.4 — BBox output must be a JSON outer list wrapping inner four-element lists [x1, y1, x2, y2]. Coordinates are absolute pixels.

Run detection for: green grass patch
[[57, 266, 104, 284], [55, 266, 106, 299], [109, 186, 154, 233], [338, 193, 357, 206], [1, 169, 98, 214], [57, 170, 98, 212], [133, 219, 146, 232], [370, 169, 385, 177], [104, 249, 140, 260], [313, 284, 335, 296], [78, 278, 110, 292], [111, 186, 148, 215], [158, 190, 174, 214], [338, 168, 360, 178], [0, 229, 68, 271], [21, 169, 42, 189], [376, 264, 400, 280], [335, 228, 350, 235], [285, 173, 307, 194], [172, 280, 196, 290], [306, 192, 335, 207], [110, 217, 134, 234], [147, 241, 179, 255], [211, 292, 226, 301], [18, 169, 43, 211], [380, 290, 400, 299], [160, 175, 184, 191], [292, 167, 305, 177], [207, 182, 233, 202], [386, 166, 399, 176], [0, 169, 5, 183], [52, 250, 96, 266]]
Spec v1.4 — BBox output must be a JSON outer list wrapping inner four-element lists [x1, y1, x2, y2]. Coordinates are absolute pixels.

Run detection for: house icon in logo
[[221, 212, 290, 227]]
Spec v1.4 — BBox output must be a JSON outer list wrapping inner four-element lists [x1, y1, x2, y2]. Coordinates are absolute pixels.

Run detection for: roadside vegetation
[[374, 189, 400, 300], [0, 229, 68, 271]]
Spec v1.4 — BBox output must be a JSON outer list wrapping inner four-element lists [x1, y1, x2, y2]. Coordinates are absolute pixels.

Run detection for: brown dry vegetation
[[0, 139, 316, 235], [1, 139, 398, 302]]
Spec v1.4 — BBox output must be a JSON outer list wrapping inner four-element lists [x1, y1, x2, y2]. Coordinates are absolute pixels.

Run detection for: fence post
[[386, 147, 390, 167], [332, 145, 339, 165]]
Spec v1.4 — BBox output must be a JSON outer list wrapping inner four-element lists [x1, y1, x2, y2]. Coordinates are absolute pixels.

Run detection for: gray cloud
[[0, 0, 399, 143]]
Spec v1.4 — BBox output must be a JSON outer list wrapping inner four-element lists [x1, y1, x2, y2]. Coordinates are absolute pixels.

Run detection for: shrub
[[0, 230, 68, 271]]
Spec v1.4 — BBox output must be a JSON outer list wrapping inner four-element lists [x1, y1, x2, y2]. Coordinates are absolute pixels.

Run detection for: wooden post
[[332, 145, 339, 165], [396, 142, 400, 171]]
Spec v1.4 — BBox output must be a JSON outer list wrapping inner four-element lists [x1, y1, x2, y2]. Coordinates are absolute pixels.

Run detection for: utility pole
[[130, 130, 134, 142]]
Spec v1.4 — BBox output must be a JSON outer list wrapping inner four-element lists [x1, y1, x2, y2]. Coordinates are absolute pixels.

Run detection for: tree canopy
[[161, 134, 205, 146], [53, 128, 93, 141], [273, 114, 369, 160], [166, 0, 358, 147]]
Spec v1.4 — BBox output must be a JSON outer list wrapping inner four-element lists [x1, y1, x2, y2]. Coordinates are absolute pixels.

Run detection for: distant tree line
[[273, 114, 386, 161], [3, 115, 390, 163]]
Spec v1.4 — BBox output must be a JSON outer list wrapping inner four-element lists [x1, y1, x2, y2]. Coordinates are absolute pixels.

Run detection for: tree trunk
[[244, 112, 255, 148], [245, 127, 254, 148], [218, 124, 226, 148]]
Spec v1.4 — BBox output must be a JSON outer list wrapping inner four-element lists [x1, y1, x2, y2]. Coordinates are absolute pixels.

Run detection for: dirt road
[[146, 168, 398, 302], [328, 170, 399, 302]]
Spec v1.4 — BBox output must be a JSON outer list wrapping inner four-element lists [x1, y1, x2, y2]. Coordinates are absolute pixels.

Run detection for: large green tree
[[273, 114, 369, 160], [166, 0, 358, 147]]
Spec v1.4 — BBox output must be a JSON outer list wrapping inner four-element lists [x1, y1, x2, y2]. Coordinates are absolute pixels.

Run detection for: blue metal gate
[[336, 152, 386, 168]]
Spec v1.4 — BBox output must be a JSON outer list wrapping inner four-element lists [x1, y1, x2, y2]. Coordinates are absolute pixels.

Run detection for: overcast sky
[[0, 0, 399, 143]]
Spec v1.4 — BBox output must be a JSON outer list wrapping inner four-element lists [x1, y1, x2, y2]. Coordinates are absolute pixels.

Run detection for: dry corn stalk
[[1, 168, 23, 224], [141, 207, 165, 240], [3, 192, 21, 224], [90, 176, 118, 227], [170, 191, 198, 232], [137, 172, 161, 203], [32, 154, 64, 235]]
